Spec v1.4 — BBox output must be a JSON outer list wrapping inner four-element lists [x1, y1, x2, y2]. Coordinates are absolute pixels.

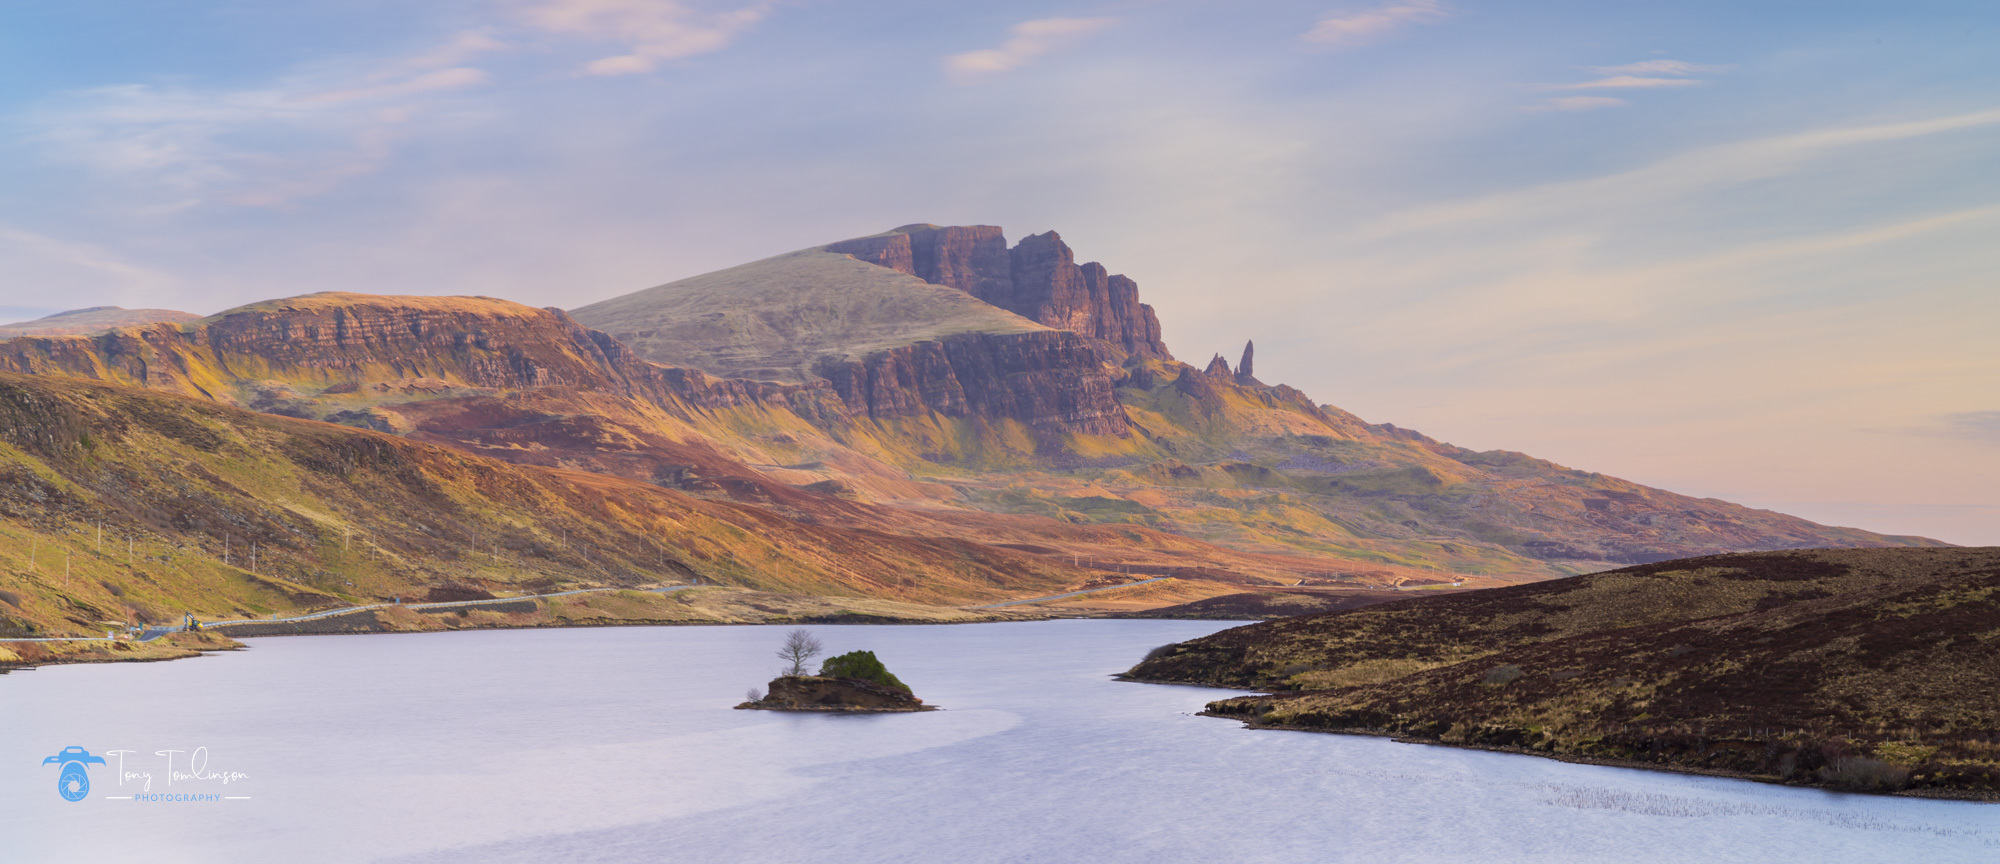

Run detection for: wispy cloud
[[1370, 106, 2000, 237], [1939, 411, 2000, 443], [23, 34, 500, 209], [1588, 60, 1726, 76], [1530, 58, 1723, 111], [513, 0, 773, 76], [1302, 0, 1446, 48], [944, 17, 1116, 83], [1555, 75, 1706, 90], [1532, 96, 1626, 112]]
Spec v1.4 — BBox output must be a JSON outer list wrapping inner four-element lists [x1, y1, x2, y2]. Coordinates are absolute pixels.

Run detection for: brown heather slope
[[0, 371, 1102, 645], [1115, 587, 1459, 620], [1127, 548, 2000, 797]]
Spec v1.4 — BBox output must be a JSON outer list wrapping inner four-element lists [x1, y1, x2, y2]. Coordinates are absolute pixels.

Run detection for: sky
[[0, 0, 1995, 544]]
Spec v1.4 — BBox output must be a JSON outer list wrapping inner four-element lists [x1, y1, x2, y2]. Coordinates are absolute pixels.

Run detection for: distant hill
[[0, 306, 198, 337], [1128, 547, 2000, 797]]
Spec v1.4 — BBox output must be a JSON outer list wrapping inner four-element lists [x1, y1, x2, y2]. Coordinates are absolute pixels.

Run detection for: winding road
[[4, 585, 702, 644]]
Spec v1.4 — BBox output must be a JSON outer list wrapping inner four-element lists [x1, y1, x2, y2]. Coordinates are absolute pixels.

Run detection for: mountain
[[0, 296, 1388, 621], [0, 224, 1941, 623], [569, 224, 1939, 575], [1126, 547, 2000, 797], [816, 224, 1172, 361], [0, 306, 200, 337], [568, 231, 1135, 446]]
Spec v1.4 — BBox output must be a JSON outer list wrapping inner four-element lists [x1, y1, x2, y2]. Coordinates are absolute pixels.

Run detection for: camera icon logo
[[41, 747, 106, 802]]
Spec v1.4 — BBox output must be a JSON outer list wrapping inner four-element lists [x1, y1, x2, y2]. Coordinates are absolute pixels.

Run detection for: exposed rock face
[[1204, 353, 1232, 377], [739, 675, 932, 712], [901, 224, 1014, 300], [0, 294, 867, 503], [1006, 231, 1170, 361], [1236, 340, 1260, 386], [877, 225, 1173, 362], [822, 233, 915, 276], [815, 330, 1130, 439]]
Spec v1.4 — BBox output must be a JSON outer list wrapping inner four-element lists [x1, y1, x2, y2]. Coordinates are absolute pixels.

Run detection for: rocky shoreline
[[1126, 550, 2000, 800], [0, 587, 1037, 674], [1197, 712, 2000, 802], [738, 674, 935, 713]]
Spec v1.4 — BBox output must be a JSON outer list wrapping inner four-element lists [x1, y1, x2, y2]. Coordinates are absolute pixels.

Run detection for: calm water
[[4, 620, 1995, 862]]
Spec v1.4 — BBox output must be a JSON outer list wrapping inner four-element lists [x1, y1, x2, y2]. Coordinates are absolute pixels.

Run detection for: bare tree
[[776, 628, 824, 677]]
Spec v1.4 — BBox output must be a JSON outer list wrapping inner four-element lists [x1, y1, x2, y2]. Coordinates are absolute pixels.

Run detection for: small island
[[738, 630, 935, 712]]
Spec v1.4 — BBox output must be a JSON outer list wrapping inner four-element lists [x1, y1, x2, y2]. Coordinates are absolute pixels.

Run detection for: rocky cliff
[[0, 293, 818, 417], [829, 225, 1173, 362], [813, 330, 1130, 440], [1235, 341, 1260, 386], [0, 294, 880, 507], [571, 240, 1137, 450]]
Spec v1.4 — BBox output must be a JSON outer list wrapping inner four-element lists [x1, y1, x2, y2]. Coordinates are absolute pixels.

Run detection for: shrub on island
[[818, 650, 909, 692]]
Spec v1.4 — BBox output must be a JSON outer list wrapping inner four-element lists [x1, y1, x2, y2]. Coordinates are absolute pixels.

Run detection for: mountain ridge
[[0, 306, 200, 337], [0, 225, 1944, 607]]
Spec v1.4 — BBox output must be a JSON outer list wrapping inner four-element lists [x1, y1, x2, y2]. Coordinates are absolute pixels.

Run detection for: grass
[[0, 372, 1093, 646]]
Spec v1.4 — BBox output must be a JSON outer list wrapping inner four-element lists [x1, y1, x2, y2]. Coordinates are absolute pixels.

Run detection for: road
[[3, 585, 702, 644], [977, 576, 1170, 608]]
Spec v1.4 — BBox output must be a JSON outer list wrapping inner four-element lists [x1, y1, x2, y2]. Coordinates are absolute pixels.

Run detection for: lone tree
[[776, 628, 824, 677]]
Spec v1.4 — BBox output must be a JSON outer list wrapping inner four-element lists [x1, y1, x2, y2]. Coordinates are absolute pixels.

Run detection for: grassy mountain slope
[[569, 244, 1046, 383], [0, 372, 1104, 641], [0, 298, 1392, 602], [561, 226, 1939, 581], [1128, 548, 2000, 796]]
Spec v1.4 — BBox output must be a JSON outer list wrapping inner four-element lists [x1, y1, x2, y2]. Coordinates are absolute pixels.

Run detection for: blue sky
[[2, 1, 1996, 543]]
